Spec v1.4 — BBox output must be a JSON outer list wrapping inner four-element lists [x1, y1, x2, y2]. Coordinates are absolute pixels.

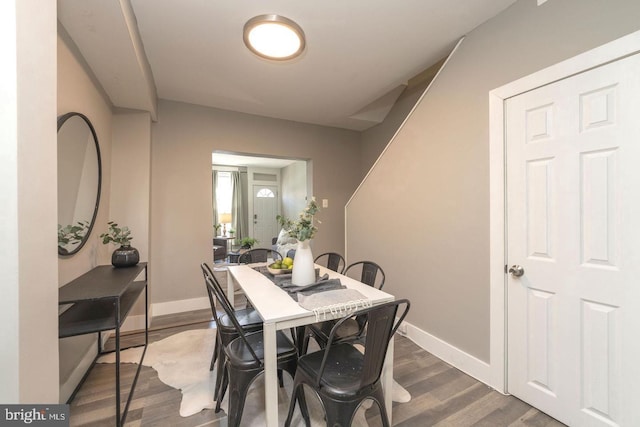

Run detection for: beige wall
[[111, 113, 151, 318], [57, 31, 114, 401], [0, 0, 58, 403], [360, 59, 443, 176], [150, 100, 361, 304], [347, 0, 640, 363], [111, 113, 151, 262], [57, 32, 113, 282], [281, 161, 308, 220]]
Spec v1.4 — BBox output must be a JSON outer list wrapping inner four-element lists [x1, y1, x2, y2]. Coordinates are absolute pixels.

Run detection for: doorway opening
[[212, 151, 310, 250]]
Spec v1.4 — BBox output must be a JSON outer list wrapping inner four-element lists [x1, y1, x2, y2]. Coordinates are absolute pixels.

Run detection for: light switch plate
[[322, 199, 328, 208]]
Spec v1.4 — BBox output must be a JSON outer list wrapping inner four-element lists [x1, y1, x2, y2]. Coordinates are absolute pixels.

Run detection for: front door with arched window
[[252, 185, 278, 247]]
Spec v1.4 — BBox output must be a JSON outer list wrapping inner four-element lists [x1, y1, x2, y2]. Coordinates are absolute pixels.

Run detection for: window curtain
[[212, 170, 219, 235], [231, 171, 247, 240]]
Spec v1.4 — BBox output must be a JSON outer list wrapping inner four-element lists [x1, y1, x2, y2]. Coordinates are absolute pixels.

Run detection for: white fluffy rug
[[97, 328, 410, 424]]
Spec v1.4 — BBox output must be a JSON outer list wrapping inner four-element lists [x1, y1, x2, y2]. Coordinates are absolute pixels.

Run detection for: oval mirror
[[57, 112, 102, 256]]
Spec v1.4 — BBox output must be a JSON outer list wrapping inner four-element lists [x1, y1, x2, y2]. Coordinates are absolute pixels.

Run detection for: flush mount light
[[243, 14, 305, 61]]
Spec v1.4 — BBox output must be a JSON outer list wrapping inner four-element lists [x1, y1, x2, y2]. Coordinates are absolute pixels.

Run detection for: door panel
[[506, 54, 640, 426], [252, 185, 278, 247]]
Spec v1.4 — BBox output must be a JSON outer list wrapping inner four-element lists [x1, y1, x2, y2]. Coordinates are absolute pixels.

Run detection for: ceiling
[[58, 0, 516, 131], [212, 152, 298, 169]]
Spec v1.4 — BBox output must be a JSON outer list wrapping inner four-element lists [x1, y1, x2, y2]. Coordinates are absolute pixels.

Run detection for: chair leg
[[371, 387, 391, 427], [210, 333, 220, 371], [215, 362, 229, 413], [293, 326, 306, 356], [320, 394, 360, 427], [281, 359, 298, 386], [209, 349, 216, 372], [278, 369, 285, 388], [297, 385, 311, 427], [301, 328, 311, 355], [214, 349, 226, 400], [284, 383, 298, 427], [285, 382, 311, 427], [284, 366, 310, 427], [227, 367, 260, 427]]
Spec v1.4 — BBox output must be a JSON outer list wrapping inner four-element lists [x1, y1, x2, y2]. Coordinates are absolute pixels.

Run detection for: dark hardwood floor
[[68, 308, 564, 426], [67, 268, 564, 426]]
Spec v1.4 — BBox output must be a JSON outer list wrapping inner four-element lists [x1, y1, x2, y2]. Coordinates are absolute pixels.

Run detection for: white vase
[[291, 240, 315, 286]]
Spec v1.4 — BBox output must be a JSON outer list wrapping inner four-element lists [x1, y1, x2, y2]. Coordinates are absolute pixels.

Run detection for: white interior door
[[252, 185, 278, 247], [506, 54, 640, 426]]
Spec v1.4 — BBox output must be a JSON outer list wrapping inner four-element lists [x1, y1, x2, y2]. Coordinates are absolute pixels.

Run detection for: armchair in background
[[213, 238, 228, 262]]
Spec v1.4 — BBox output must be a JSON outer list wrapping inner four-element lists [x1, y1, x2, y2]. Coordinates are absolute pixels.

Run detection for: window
[[256, 188, 275, 198], [215, 171, 233, 213]]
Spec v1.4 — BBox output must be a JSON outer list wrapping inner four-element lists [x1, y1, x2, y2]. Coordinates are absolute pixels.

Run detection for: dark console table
[[59, 263, 148, 427]]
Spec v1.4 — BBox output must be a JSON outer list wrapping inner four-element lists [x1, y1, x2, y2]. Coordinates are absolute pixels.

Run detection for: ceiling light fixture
[[243, 14, 305, 61]]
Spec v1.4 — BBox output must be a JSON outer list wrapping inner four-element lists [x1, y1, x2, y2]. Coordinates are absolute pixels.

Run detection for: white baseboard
[[59, 340, 97, 404], [401, 320, 497, 390], [121, 312, 151, 333], [151, 296, 210, 317]]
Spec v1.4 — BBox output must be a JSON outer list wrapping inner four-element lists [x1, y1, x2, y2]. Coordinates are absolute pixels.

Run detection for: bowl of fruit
[[267, 257, 293, 275]]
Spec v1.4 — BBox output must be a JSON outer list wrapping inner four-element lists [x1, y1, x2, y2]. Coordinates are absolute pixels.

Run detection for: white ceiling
[[58, 0, 516, 131], [212, 153, 298, 169]]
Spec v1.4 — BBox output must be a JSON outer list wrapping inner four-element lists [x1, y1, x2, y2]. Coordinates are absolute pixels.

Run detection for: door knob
[[508, 265, 525, 277]]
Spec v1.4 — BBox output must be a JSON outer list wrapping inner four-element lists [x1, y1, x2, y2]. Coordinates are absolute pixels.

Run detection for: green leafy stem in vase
[[100, 221, 133, 247], [286, 198, 320, 242]]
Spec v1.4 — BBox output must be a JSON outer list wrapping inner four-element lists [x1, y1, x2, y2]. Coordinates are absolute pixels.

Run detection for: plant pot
[[112, 245, 140, 268]]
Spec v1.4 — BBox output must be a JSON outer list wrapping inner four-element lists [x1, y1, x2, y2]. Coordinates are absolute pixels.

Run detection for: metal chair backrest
[[344, 261, 385, 290], [201, 263, 225, 326], [314, 252, 346, 274], [317, 299, 410, 388], [238, 248, 283, 264], [204, 274, 263, 365], [201, 262, 233, 308]]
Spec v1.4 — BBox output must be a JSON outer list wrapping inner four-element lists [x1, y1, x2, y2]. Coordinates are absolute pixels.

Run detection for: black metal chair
[[285, 299, 410, 427], [206, 273, 306, 427], [301, 260, 386, 353], [200, 263, 263, 400], [238, 248, 283, 264], [343, 260, 385, 290], [314, 252, 346, 274]]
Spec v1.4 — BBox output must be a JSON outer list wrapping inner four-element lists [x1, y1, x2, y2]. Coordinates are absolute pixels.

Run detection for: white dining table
[[226, 263, 395, 427]]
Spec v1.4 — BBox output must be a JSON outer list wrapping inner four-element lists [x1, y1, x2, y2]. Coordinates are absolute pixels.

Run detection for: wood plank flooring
[[68, 311, 564, 426], [67, 268, 564, 426], [69, 310, 223, 427]]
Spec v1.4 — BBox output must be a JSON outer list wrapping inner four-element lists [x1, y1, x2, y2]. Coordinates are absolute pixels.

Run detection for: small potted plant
[[239, 237, 258, 250], [214, 223, 222, 236], [100, 221, 139, 268]]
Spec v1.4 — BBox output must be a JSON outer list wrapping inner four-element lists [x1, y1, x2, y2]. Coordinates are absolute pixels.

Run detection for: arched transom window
[[256, 188, 275, 198]]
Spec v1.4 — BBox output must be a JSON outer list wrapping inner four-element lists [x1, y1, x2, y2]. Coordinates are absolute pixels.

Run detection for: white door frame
[[488, 30, 640, 393]]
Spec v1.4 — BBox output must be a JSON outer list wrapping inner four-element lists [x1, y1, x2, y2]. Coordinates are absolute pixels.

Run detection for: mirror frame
[[57, 112, 102, 256]]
